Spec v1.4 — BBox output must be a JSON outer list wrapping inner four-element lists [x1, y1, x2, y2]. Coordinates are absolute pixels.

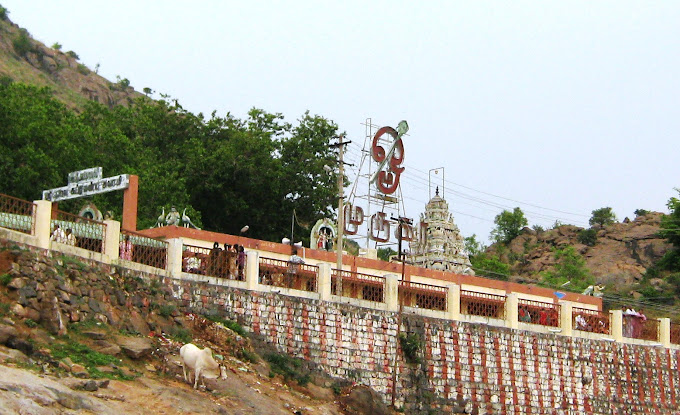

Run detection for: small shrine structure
[[409, 188, 473, 275]]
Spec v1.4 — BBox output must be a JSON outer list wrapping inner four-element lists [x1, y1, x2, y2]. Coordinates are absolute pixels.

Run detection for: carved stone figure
[[155, 207, 166, 227], [166, 206, 180, 226], [182, 208, 200, 230]]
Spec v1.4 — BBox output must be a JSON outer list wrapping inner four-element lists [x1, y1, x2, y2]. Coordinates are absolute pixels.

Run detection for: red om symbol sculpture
[[371, 126, 405, 195]]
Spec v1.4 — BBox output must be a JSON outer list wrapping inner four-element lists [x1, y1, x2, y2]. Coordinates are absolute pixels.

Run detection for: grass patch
[[168, 327, 192, 344], [0, 302, 10, 316], [0, 273, 13, 286], [265, 353, 310, 386], [50, 340, 129, 379], [24, 319, 38, 328], [69, 318, 104, 333], [57, 255, 87, 270]]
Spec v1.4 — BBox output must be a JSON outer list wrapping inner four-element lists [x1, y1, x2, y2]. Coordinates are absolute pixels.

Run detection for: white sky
[[4, 1, 680, 244]]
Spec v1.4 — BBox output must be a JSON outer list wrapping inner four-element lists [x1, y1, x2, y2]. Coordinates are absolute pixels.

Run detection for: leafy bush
[[24, 319, 38, 328], [470, 253, 510, 280], [158, 304, 176, 318], [542, 246, 594, 291], [634, 209, 650, 217], [51, 42, 62, 50], [66, 50, 79, 60], [76, 63, 90, 75], [398, 333, 421, 364], [12, 30, 33, 57], [238, 348, 258, 364], [0, 302, 10, 316], [0, 75, 12, 87], [0, 5, 8, 20], [577, 229, 597, 246], [265, 353, 310, 385]]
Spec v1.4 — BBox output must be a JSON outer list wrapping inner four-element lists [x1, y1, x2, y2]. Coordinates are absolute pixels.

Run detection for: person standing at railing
[[519, 307, 532, 323], [65, 228, 76, 246], [51, 225, 66, 244], [237, 245, 246, 281], [287, 247, 304, 288], [207, 242, 222, 277], [119, 235, 133, 260]]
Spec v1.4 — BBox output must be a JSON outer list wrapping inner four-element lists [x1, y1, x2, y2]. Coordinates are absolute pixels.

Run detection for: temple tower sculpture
[[409, 188, 474, 275]]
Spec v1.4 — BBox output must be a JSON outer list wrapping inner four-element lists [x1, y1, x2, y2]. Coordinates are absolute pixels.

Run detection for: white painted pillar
[[33, 200, 52, 250], [318, 263, 332, 301], [447, 284, 460, 321], [166, 238, 183, 277], [103, 220, 120, 260], [559, 301, 573, 337], [385, 274, 399, 312], [610, 309, 623, 342], [245, 250, 260, 291], [659, 318, 671, 348], [506, 293, 519, 330]]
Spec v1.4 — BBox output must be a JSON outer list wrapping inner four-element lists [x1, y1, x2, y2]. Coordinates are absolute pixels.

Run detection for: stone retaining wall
[[171, 277, 680, 414], [3, 238, 679, 414]]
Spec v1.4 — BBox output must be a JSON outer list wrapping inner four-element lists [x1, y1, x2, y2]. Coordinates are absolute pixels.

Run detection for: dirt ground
[[0, 352, 346, 415]]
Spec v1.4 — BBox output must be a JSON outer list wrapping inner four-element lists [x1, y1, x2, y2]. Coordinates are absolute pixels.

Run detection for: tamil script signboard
[[42, 167, 130, 202]]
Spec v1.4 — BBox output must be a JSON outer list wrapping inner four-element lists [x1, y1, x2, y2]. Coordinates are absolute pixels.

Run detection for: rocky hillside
[[0, 239, 393, 415], [0, 12, 142, 109], [490, 212, 670, 291]]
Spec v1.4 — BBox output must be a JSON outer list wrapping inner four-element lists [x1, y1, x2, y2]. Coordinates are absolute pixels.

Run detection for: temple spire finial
[[435, 186, 439, 196]]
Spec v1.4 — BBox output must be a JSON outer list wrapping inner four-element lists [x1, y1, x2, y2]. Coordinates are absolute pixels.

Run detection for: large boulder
[[115, 336, 153, 359]]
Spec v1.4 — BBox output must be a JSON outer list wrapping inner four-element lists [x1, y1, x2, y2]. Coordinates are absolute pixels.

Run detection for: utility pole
[[390, 215, 412, 408], [330, 134, 350, 296]]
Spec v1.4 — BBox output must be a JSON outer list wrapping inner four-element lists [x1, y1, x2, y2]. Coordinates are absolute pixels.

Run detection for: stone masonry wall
[[170, 277, 680, 415], [3, 237, 679, 415]]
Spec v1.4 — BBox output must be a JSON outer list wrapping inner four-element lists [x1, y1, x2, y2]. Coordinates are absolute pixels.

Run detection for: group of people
[[518, 306, 559, 326], [205, 242, 245, 280], [622, 306, 647, 338], [50, 225, 76, 246]]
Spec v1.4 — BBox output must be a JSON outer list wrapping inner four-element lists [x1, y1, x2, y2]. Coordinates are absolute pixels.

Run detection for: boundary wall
[[2, 200, 680, 413]]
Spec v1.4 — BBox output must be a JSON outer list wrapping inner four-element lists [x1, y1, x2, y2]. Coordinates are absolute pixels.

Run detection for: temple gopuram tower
[[409, 188, 474, 275]]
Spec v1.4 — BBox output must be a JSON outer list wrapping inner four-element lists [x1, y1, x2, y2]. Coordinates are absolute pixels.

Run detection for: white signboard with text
[[42, 167, 130, 202]]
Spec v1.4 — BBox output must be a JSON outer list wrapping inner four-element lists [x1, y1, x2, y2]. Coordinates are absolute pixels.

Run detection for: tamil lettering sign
[[43, 167, 130, 202]]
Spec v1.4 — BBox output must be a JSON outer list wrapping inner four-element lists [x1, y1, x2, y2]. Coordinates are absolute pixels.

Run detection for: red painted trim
[[139, 225, 603, 308]]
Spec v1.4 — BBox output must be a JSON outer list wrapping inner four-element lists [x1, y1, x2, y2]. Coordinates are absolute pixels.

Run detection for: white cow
[[179, 343, 227, 389]]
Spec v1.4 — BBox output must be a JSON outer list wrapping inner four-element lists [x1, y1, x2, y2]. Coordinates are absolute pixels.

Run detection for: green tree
[[464, 234, 486, 258], [0, 5, 8, 20], [490, 207, 528, 244], [12, 29, 33, 57], [657, 190, 680, 272], [377, 247, 396, 261], [542, 246, 594, 292], [470, 253, 510, 280], [589, 207, 617, 228], [634, 209, 649, 217], [51, 42, 62, 50], [577, 228, 597, 246]]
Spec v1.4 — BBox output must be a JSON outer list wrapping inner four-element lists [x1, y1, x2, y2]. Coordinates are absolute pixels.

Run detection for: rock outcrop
[[490, 212, 671, 287]]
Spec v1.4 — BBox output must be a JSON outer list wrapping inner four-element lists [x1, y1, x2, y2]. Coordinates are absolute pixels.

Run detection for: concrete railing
[[0, 196, 677, 350]]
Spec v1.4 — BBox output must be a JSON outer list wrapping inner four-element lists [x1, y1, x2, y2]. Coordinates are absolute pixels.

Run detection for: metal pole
[[336, 134, 345, 296]]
